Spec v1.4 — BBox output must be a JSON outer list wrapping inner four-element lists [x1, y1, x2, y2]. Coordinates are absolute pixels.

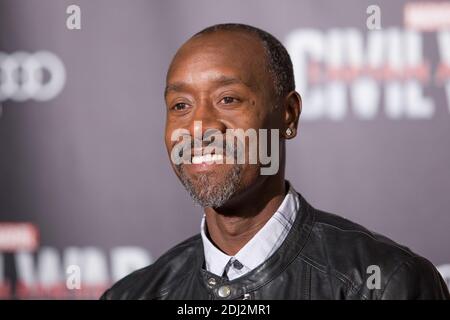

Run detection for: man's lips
[[189, 147, 225, 165], [192, 153, 224, 164], [176, 145, 240, 167], [188, 148, 237, 168]]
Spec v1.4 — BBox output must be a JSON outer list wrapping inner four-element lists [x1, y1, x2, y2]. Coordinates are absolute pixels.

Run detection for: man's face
[[164, 31, 282, 208]]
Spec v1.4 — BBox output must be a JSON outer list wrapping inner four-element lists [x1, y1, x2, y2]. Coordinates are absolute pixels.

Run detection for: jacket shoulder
[[301, 209, 449, 299], [100, 234, 202, 300]]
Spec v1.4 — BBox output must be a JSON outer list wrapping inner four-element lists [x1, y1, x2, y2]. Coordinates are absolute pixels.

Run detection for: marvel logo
[[0, 223, 39, 252]]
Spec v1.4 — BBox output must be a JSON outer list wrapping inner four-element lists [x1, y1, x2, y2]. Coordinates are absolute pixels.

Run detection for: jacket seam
[[298, 253, 368, 299], [319, 223, 337, 298], [296, 222, 370, 299], [378, 255, 421, 299], [149, 264, 197, 299], [316, 221, 414, 257], [245, 205, 316, 293], [146, 238, 202, 299], [319, 222, 368, 299]]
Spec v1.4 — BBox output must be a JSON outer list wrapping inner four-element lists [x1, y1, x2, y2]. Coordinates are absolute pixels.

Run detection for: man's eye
[[220, 97, 238, 104], [173, 103, 187, 111]]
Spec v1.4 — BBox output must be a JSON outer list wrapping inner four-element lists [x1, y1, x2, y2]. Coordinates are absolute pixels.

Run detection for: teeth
[[192, 154, 224, 164]]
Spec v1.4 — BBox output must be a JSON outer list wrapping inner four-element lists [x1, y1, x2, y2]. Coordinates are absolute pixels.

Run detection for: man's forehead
[[165, 73, 255, 97], [184, 29, 265, 54], [166, 32, 267, 91]]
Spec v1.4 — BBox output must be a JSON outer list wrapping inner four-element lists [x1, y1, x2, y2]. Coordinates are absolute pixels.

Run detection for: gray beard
[[177, 164, 242, 208]]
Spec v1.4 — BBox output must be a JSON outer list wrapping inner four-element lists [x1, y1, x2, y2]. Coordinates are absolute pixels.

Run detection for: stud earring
[[286, 128, 293, 136]]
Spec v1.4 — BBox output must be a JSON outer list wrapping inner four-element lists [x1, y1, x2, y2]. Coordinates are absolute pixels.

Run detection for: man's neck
[[204, 177, 286, 256]]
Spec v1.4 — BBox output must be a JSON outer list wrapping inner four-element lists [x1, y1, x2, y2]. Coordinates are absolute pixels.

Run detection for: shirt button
[[207, 277, 217, 287], [218, 285, 231, 298], [232, 260, 243, 270]]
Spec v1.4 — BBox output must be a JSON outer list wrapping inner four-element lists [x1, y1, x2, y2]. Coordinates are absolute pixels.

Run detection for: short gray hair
[[193, 23, 296, 100]]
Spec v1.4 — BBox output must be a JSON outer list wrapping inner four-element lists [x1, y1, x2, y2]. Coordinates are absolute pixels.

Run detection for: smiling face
[[164, 30, 285, 208]]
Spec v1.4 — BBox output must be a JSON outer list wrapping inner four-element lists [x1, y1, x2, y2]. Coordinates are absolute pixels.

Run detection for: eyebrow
[[164, 75, 251, 97]]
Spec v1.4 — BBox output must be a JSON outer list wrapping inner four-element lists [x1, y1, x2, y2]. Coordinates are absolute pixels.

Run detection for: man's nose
[[188, 100, 226, 139]]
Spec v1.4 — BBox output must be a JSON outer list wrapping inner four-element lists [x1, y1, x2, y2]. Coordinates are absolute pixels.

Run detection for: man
[[101, 23, 449, 300]]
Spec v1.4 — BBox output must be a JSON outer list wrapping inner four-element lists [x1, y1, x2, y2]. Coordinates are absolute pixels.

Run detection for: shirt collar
[[200, 181, 300, 278]]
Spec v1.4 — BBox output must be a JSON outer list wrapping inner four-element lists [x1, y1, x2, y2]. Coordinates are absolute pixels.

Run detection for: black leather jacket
[[101, 194, 450, 300]]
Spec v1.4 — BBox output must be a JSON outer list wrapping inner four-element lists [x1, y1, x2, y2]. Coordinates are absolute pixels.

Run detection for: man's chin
[[177, 163, 242, 208]]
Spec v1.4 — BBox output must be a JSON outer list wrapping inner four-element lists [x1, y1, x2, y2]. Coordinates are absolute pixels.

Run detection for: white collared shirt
[[200, 182, 300, 280]]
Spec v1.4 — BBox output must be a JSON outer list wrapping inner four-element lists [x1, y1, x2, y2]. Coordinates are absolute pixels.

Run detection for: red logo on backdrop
[[0, 223, 39, 252], [404, 2, 450, 31]]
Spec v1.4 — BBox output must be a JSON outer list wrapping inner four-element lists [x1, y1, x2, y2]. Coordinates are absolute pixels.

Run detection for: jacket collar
[[200, 182, 300, 279], [197, 193, 316, 299]]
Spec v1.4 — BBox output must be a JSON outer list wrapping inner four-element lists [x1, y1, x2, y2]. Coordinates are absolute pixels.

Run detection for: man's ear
[[283, 91, 302, 139]]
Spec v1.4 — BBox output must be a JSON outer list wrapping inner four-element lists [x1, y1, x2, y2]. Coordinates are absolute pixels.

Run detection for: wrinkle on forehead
[[166, 31, 271, 94], [165, 74, 256, 97]]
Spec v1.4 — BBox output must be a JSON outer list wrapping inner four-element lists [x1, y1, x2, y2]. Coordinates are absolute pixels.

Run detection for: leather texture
[[101, 194, 450, 300]]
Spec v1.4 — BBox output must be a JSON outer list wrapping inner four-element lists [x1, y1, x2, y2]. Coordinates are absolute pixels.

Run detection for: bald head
[[166, 23, 295, 102], [167, 29, 275, 105]]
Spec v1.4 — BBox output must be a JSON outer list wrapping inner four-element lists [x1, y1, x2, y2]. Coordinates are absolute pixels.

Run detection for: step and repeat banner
[[0, 0, 449, 299]]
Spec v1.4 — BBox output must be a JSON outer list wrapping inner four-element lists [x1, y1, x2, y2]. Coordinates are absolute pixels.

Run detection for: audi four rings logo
[[0, 51, 66, 102]]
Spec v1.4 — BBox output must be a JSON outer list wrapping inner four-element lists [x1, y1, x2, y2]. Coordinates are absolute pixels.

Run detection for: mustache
[[175, 130, 245, 160]]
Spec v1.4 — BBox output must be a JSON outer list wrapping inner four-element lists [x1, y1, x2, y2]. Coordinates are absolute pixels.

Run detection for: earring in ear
[[286, 128, 293, 136]]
